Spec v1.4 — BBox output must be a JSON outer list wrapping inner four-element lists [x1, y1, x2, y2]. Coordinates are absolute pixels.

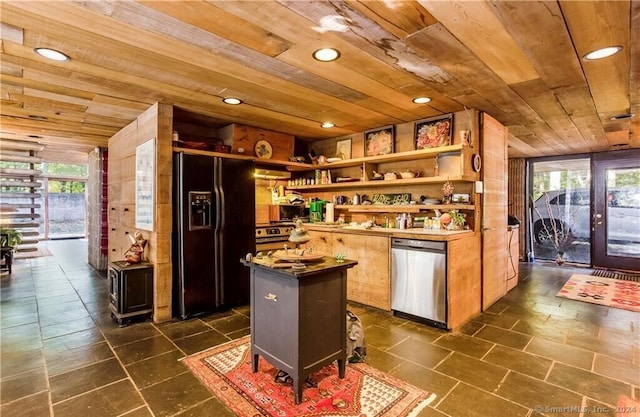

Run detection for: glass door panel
[[530, 158, 591, 264], [593, 159, 640, 270]]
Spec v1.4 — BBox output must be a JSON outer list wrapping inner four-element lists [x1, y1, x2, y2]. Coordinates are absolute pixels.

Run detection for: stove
[[255, 224, 294, 251]]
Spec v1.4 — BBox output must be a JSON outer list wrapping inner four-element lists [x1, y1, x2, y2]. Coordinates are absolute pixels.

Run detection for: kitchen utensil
[[309, 199, 326, 222]]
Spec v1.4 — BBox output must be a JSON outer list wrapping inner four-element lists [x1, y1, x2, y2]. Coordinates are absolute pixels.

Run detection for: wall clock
[[472, 154, 482, 172]]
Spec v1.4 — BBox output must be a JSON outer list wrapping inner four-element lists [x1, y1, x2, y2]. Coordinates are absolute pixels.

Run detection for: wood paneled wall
[[481, 113, 508, 310], [108, 102, 174, 323], [508, 158, 526, 261]]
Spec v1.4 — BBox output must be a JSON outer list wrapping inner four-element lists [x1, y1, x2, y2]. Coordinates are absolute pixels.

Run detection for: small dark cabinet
[[241, 257, 357, 404], [108, 261, 153, 326]]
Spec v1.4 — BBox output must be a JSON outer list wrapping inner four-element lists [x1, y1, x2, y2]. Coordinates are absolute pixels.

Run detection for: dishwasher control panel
[[391, 239, 446, 252]]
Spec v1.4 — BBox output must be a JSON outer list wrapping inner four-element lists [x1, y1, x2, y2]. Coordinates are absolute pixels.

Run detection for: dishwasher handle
[[391, 238, 446, 252]]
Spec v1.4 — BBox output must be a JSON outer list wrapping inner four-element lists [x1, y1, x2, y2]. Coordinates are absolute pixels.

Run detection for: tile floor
[[1, 239, 638, 417]]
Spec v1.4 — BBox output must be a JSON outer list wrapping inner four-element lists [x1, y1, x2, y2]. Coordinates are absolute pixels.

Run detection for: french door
[[592, 152, 640, 271]]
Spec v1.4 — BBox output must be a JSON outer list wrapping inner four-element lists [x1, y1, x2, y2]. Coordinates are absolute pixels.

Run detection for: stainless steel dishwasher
[[391, 238, 447, 328]]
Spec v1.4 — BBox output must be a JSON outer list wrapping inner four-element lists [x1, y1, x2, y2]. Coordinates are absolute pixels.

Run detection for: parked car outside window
[[532, 188, 640, 245]]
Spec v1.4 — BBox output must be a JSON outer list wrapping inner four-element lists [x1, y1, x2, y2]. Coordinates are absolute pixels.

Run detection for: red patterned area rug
[[557, 274, 640, 313], [182, 336, 436, 417], [616, 395, 640, 417]]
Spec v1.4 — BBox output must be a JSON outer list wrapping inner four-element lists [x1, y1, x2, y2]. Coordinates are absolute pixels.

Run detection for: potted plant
[[447, 210, 467, 230], [0, 227, 22, 249], [0, 227, 22, 274]]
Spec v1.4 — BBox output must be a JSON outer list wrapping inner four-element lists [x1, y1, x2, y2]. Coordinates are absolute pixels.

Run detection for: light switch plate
[[475, 181, 483, 193]]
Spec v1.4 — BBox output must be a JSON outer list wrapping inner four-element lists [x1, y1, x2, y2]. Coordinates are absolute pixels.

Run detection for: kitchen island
[[240, 256, 357, 404]]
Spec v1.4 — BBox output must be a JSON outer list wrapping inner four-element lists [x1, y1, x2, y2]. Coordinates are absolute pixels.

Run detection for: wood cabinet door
[[307, 230, 333, 255], [481, 113, 508, 309], [334, 234, 390, 310]]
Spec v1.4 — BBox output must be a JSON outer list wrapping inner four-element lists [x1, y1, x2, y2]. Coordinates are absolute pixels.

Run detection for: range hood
[[254, 168, 291, 180]]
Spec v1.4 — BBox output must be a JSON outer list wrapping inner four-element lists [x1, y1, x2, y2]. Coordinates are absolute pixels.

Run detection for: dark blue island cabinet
[[241, 257, 357, 404]]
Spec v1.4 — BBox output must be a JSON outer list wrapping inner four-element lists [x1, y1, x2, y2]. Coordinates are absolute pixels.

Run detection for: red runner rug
[[556, 274, 640, 313], [182, 336, 436, 417]]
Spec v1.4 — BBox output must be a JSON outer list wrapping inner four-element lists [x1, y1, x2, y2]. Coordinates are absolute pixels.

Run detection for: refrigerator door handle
[[213, 157, 223, 307], [175, 153, 188, 318]]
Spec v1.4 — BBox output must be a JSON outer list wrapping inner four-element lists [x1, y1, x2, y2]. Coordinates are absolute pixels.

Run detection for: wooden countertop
[[304, 223, 475, 241]]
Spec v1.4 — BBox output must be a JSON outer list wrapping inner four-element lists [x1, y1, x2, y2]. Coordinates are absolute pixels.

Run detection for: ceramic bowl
[[384, 172, 398, 180], [399, 170, 419, 179]]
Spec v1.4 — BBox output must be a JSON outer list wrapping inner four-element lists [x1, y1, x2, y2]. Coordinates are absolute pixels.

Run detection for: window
[[42, 163, 88, 239]]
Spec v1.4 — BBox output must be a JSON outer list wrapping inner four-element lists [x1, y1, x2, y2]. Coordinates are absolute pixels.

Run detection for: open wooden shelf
[[286, 144, 465, 172], [287, 174, 477, 190], [335, 204, 475, 213]]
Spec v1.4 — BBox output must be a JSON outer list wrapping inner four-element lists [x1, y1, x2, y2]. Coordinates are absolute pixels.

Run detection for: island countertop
[[240, 256, 357, 277]]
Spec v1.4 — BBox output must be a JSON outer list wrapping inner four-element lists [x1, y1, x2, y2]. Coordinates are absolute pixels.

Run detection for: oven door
[[256, 238, 288, 252]]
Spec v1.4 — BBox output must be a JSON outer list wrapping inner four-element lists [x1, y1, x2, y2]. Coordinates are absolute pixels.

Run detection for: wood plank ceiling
[[0, 1, 638, 159]]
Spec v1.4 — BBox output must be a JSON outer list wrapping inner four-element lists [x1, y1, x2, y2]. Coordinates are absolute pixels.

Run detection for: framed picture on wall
[[364, 125, 395, 157], [336, 138, 352, 159], [135, 138, 155, 231], [414, 114, 453, 149]]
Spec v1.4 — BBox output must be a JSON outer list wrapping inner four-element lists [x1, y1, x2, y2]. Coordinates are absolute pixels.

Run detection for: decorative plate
[[254, 140, 273, 159]]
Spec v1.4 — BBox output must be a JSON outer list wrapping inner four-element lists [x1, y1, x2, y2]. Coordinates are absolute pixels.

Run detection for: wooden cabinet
[[334, 233, 390, 311], [446, 235, 482, 330], [306, 229, 334, 255], [306, 230, 391, 311], [218, 124, 294, 161]]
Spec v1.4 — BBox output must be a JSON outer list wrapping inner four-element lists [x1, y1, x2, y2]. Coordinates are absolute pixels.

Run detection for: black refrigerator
[[173, 152, 255, 319]]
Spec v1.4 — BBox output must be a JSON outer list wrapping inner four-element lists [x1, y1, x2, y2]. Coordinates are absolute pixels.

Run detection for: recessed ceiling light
[[412, 97, 432, 104], [222, 97, 242, 105], [313, 48, 340, 62], [34, 47, 70, 62], [610, 113, 635, 120], [321, 122, 335, 128], [583, 46, 622, 61]]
